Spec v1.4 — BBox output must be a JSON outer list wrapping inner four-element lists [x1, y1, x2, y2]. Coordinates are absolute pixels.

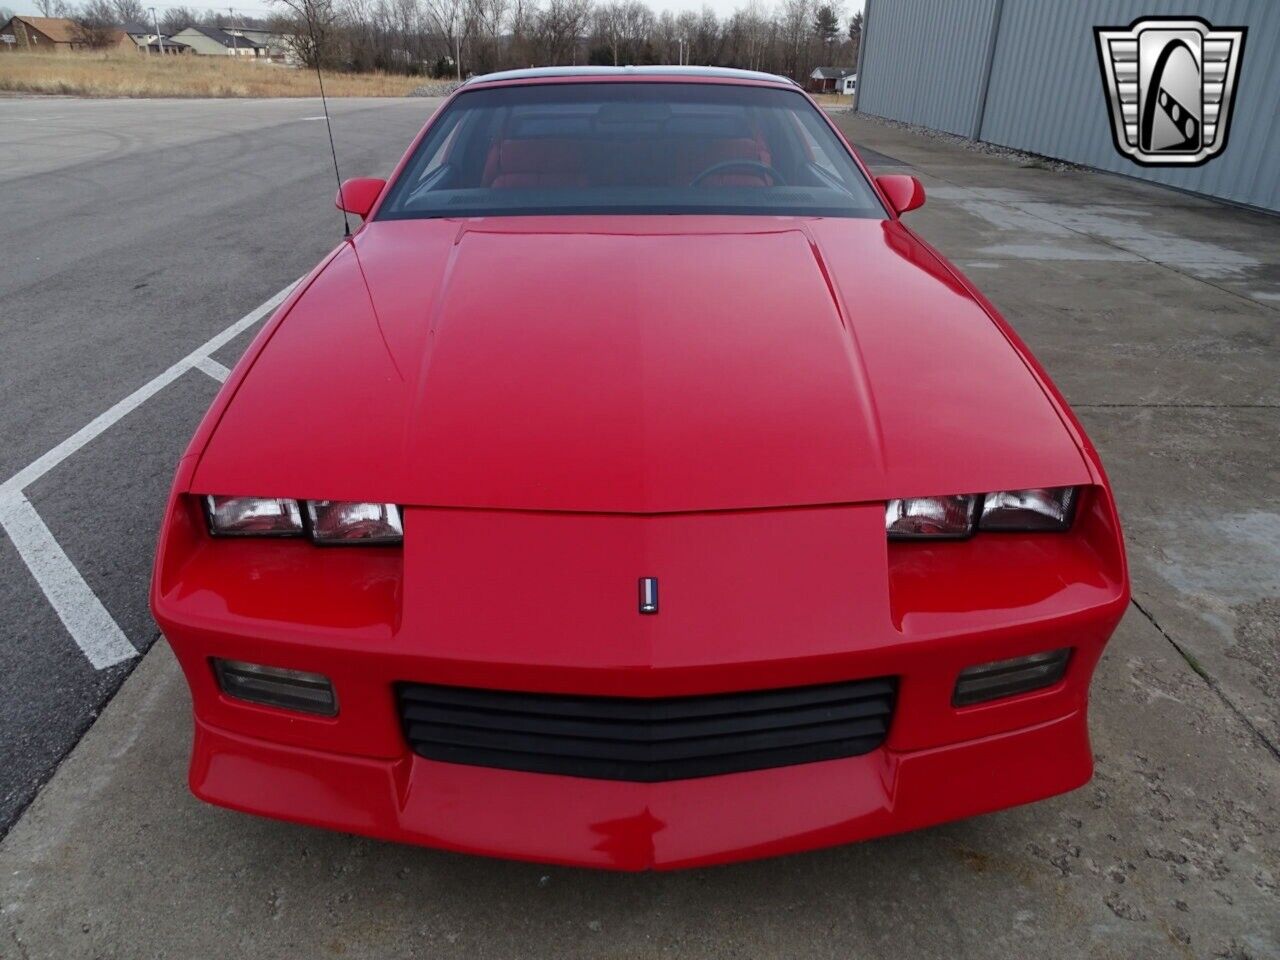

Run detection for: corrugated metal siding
[[857, 0, 1280, 212], [856, 0, 1000, 137]]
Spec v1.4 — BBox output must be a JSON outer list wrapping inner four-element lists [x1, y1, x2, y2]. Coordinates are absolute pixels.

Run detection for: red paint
[[875, 174, 926, 214], [152, 70, 1129, 869], [191, 217, 1089, 510], [335, 177, 387, 218]]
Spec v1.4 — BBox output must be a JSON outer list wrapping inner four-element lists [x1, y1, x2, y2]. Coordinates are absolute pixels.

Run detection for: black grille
[[396, 677, 895, 782]]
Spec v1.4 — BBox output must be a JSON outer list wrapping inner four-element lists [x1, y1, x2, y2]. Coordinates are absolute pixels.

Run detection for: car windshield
[[377, 82, 886, 220]]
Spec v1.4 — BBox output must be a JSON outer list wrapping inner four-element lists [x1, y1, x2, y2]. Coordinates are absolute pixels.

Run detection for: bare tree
[[34, 0, 69, 16], [72, 0, 121, 45], [779, 0, 809, 77], [249, 0, 854, 80], [425, 0, 469, 77], [271, 0, 344, 68], [506, 0, 537, 66], [594, 1, 648, 66], [593, 1, 622, 65], [721, 1, 765, 70], [113, 0, 145, 22], [619, 1, 651, 63], [469, 0, 508, 72], [159, 5, 199, 33], [651, 8, 676, 62], [533, 0, 588, 65], [689, 5, 719, 64]]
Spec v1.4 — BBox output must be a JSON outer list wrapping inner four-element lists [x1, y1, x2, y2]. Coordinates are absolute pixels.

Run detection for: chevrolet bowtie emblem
[[1094, 16, 1246, 167], [639, 577, 659, 615]]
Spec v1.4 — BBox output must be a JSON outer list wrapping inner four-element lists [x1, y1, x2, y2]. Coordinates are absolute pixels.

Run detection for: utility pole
[[228, 7, 237, 56], [150, 5, 164, 54]]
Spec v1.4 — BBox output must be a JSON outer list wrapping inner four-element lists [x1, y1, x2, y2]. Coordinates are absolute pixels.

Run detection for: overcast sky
[[8, 0, 862, 24]]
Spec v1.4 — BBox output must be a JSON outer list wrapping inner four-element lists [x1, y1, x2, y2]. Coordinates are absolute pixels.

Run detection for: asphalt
[[0, 100, 1277, 960], [0, 96, 440, 832]]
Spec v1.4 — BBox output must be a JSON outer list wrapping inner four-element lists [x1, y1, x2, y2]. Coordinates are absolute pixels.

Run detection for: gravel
[[847, 110, 1086, 172], [408, 79, 462, 97]]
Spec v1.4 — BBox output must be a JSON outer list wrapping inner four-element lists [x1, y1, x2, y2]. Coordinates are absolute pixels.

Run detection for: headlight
[[305, 500, 403, 544], [886, 487, 1080, 538], [885, 494, 979, 539], [980, 487, 1077, 531], [204, 496, 303, 537]]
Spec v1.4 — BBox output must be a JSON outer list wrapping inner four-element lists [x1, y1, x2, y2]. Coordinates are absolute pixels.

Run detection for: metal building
[[854, 0, 1279, 213]]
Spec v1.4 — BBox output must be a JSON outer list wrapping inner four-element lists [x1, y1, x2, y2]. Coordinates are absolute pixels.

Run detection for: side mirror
[[335, 177, 386, 219], [875, 174, 926, 215]]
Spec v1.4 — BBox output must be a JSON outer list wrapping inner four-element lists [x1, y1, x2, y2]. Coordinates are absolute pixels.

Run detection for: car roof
[[462, 65, 800, 89]]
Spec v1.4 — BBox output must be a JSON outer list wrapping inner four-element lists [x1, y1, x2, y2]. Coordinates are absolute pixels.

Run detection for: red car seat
[[668, 117, 773, 187], [485, 139, 590, 189]]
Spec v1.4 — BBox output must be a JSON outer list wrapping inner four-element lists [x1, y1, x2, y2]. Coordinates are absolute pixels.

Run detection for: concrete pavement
[[0, 102, 1276, 959], [844, 114, 1280, 753]]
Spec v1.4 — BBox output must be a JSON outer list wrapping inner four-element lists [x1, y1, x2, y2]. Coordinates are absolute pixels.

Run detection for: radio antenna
[[303, 0, 350, 237]]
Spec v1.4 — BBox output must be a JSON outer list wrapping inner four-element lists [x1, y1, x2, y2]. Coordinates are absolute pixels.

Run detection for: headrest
[[498, 138, 585, 173]]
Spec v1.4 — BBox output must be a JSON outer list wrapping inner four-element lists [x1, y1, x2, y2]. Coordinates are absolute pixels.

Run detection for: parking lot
[[0, 98, 1277, 959]]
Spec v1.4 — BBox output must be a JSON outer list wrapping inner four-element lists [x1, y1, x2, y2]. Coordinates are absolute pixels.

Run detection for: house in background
[[143, 37, 192, 54], [839, 73, 857, 95], [169, 24, 265, 57], [120, 21, 193, 55], [118, 21, 160, 48], [226, 27, 294, 62], [0, 16, 93, 52], [808, 66, 856, 94]]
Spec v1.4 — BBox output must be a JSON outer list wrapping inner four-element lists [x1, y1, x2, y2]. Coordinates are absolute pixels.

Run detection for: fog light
[[213, 659, 337, 716], [953, 648, 1071, 706]]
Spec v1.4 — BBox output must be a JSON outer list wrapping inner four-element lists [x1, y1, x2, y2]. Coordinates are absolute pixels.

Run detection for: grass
[[0, 51, 427, 98]]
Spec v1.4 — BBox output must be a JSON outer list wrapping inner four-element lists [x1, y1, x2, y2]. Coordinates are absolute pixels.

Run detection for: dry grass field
[[0, 51, 427, 98]]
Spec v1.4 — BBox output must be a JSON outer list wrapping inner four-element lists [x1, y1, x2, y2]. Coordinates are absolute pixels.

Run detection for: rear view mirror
[[335, 178, 387, 218], [875, 174, 926, 215]]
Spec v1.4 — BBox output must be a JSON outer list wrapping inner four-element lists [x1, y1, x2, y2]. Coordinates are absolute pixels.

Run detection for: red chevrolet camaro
[[151, 66, 1129, 870]]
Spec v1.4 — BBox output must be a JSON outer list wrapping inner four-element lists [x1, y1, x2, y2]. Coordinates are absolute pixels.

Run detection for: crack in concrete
[[1073, 403, 1280, 410], [1, 913, 32, 960], [994, 197, 1277, 313], [1130, 597, 1280, 764]]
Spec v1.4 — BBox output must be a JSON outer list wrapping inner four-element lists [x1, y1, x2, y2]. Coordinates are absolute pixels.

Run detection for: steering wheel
[[690, 159, 787, 187]]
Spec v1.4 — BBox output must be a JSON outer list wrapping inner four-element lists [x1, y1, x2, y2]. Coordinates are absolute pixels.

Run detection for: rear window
[[377, 82, 885, 220]]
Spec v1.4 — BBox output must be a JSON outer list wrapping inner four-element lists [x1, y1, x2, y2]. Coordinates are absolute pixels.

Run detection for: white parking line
[[0, 280, 297, 669], [0, 284, 293, 501], [195, 357, 232, 383], [0, 495, 136, 669]]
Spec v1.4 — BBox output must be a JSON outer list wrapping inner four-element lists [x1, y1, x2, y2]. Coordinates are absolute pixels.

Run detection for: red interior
[[486, 139, 592, 190], [481, 130, 774, 189]]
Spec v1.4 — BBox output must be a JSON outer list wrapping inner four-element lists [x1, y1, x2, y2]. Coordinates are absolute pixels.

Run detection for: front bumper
[[191, 708, 1091, 870], [154, 491, 1128, 869]]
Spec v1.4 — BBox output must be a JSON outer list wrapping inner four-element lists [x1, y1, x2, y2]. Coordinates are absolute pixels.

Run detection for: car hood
[[192, 216, 1088, 512]]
